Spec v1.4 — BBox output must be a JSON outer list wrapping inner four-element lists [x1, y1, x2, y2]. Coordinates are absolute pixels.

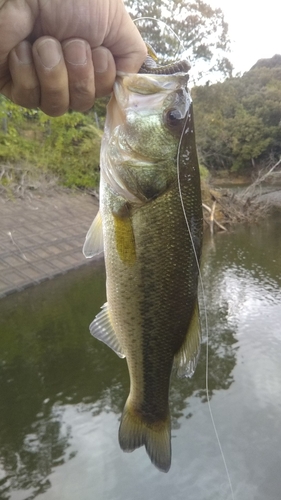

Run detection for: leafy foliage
[[0, 100, 102, 189], [192, 62, 281, 172], [2, 51, 281, 186]]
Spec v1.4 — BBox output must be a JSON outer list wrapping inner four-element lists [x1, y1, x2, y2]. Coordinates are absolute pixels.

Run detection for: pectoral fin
[[90, 302, 125, 359], [83, 211, 104, 258], [173, 302, 201, 378], [113, 213, 136, 265]]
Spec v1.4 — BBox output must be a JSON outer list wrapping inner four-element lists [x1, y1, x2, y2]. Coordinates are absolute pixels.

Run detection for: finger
[[8, 41, 40, 108], [105, 8, 147, 74], [91, 46, 116, 98], [32, 37, 69, 117], [62, 38, 95, 112], [0, 0, 37, 96]]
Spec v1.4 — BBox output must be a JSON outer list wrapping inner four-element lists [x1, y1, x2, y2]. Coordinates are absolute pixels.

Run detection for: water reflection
[[0, 262, 109, 498], [0, 214, 281, 499]]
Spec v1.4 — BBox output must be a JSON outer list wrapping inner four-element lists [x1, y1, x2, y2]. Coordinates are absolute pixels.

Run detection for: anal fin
[[173, 301, 201, 378], [90, 302, 125, 359]]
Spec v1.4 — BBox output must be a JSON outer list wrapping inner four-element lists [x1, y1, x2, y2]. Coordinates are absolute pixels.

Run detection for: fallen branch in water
[[201, 157, 281, 232], [209, 188, 271, 226], [202, 202, 227, 232], [239, 157, 281, 200]]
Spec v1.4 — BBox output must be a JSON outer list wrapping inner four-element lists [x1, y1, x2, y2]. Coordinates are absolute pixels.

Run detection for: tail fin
[[118, 400, 171, 473]]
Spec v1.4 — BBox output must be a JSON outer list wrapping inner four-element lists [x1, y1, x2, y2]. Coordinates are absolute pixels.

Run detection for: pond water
[[0, 214, 281, 500]]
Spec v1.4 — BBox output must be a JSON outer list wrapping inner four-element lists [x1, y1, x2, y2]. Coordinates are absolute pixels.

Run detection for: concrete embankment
[[0, 191, 98, 298]]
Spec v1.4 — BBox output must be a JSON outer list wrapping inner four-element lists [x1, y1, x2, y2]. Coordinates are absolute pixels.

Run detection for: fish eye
[[165, 108, 182, 128]]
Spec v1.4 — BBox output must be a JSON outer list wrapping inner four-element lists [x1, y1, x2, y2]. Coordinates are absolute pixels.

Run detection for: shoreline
[[1, 186, 280, 300]]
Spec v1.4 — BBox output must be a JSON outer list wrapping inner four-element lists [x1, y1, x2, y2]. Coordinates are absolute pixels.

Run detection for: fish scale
[[83, 69, 203, 472]]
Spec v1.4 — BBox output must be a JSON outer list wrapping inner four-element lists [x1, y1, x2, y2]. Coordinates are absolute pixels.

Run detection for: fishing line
[[133, 17, 184, 61], [134, 15, 234, 495], [176, 110, 235, 500]]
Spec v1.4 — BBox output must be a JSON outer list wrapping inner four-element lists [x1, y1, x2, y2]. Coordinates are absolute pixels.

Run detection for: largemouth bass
[[83, 64, 203, 472]]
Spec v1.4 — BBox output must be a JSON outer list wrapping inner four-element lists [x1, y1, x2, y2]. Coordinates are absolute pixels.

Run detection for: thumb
[[104, 8, 146, 73]]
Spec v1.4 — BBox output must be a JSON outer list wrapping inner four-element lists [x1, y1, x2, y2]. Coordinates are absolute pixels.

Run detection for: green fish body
[[83, 71, 203, 472]]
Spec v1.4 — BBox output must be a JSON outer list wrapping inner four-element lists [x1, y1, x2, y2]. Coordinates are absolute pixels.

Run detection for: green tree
[[125, 0, 232, 79], [227, 109, 272, 171], [192, 60, 281, 173]]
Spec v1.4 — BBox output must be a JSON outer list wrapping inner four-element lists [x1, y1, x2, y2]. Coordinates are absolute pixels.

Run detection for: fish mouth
[[107, 72, 190, 136], [114, 72, 190, 108]]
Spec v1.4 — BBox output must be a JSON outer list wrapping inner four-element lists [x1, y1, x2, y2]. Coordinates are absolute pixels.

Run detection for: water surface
[[0, 215, 281, 500]]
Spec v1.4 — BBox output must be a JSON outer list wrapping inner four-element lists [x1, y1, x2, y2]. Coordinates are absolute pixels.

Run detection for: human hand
[[0, 0, 146, 116]]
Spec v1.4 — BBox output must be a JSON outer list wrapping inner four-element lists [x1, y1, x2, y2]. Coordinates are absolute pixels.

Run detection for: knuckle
[[70, 78, 94, 95], [41, 104, 68, 117], [95, 82, 113, 98], [69, 80, 95, 110], [41, 90, 69, 116], [12, 88, 40, 108]]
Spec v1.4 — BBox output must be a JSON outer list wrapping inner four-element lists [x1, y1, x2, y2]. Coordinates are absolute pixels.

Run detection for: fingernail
[[93, 49, 109, 73], [15, 41, 32, 64], [36, 39, 61, 69], [64, 40, 87, 65]]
